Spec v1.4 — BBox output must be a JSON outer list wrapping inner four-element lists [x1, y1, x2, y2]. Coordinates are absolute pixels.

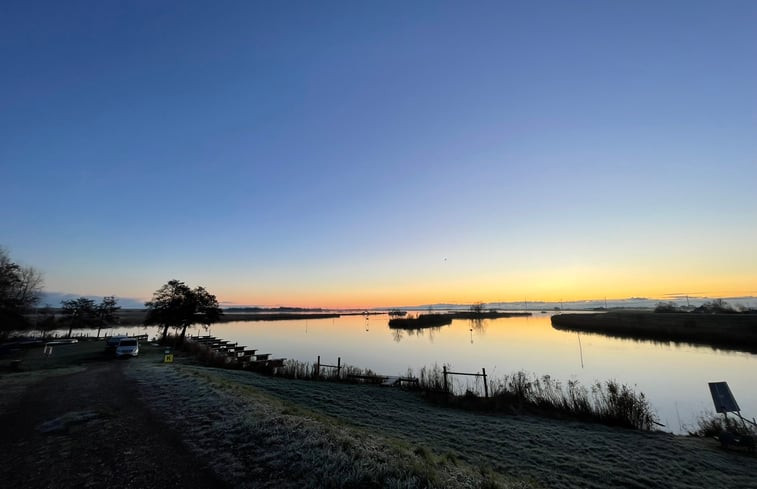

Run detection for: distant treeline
[[551, 312, 757, 354], [225, 307, 327, 313], [446, 311, 531, 320], [123, 310, 339, 323], [217, 312, 339, 321], [654, 299, 756, 314]]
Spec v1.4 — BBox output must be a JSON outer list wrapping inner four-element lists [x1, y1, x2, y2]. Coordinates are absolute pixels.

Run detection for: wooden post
[[316, 355, 320, 378], [443, 366, 448, 394], [482, 368, 488, 399], [337, 357, 341, 379]]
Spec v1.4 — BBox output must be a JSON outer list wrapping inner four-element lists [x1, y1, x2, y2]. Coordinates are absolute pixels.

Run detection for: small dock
[[189, 335, 286, 372]]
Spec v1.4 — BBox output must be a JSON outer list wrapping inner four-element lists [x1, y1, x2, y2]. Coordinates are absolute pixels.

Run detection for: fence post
[[337, 357, 341, 379], [443, 366, 448, 394], [482, 368, 488, 399]]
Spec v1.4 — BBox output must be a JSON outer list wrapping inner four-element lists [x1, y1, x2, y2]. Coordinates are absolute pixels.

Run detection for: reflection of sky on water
[[199, 314, 756, 434], [62, 313, 755, 434]]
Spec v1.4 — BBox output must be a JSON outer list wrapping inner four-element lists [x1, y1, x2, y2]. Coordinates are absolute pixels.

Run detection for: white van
[[115, 338, 139, 357]]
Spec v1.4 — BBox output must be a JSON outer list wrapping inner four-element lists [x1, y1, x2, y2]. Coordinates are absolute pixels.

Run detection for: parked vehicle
[[105, 335, 128, 353], [115, 338, 139, 357]]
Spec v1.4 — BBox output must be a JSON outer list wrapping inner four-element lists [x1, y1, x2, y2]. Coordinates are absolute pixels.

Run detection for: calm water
[[191, 312, 755, 434], [101, 312, 755, 434]]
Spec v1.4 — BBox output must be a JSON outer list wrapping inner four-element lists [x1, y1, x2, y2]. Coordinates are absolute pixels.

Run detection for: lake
[[112, 312, 757, 434]]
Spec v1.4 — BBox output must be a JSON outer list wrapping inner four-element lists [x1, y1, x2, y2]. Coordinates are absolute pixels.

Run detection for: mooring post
[[443, 366, 448, 394], [337, 357, 341, 379], [482, 368, 488, 399]]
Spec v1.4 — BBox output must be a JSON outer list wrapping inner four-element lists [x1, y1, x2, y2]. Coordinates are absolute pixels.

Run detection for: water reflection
[[390, 324, 446, 343], [61, 314, 757, 434]]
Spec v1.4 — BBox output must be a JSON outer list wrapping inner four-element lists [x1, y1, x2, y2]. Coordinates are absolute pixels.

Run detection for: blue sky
[[2, 1, 756, 307]]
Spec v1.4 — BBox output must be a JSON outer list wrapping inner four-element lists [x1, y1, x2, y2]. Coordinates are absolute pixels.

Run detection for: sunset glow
[[2, 2, 755, 309]]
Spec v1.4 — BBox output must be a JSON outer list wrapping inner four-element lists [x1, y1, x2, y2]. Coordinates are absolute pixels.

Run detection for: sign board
[[164, 353, 174, 363], [708, 381, 740, 414]]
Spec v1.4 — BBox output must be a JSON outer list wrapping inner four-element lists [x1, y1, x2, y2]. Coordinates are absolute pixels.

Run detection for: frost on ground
[[129, 362, 530, 489], [131, 362, 757, 489]]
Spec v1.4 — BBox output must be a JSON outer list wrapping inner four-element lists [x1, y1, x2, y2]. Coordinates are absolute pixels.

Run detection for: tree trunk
[[161, 325, 169, 343], [179, 325, 187, 344]]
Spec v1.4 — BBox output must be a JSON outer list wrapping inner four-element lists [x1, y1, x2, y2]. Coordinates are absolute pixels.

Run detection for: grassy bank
[[551, 312, 757, 353], [179, 340, 658, 431], [152, 363, 757, 488], [131, 362, 532, 489]]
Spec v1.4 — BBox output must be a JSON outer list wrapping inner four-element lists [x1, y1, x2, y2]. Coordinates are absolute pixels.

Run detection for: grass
[[1, 340, 106, 371], [693, 411, 757, 438], [273, 359, 384, 383], [692, 412, 756, 453], [150, 363, 757, 489], [132, 362, 534, 489]]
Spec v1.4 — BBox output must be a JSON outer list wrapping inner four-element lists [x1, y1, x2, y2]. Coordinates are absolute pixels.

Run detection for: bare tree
[[95, 296, 120, 338], [0, 247, 44, 337], [60, 297, 97, 338]]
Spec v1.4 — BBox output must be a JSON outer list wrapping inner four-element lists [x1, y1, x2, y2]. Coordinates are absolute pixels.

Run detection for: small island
[[389, 313, 453, 329], [389, 310, 532, 329]]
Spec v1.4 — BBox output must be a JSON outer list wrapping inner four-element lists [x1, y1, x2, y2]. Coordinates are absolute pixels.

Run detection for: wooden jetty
[[189, 335, 286, 373]]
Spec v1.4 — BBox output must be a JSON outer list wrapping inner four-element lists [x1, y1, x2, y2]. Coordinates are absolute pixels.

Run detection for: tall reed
[[413, 366, 658, 430]]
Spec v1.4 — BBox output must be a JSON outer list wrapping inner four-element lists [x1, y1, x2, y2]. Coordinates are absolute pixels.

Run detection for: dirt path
[[0, 360, 226, 489]]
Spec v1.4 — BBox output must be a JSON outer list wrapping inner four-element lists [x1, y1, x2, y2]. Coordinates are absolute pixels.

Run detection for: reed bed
[[414, 365, 658, 431], [274, 359, 384, 383], [693, 412, 757, 438]]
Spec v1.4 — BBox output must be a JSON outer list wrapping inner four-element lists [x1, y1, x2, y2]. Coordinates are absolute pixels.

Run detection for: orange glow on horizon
[[218, 280, 756, 310]]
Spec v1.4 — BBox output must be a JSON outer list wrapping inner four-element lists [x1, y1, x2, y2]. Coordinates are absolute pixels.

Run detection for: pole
[[316, 355, 320, 378], [482, 368, 488, 399], [337, 357, 341, 379], [443, 366, 448, 394]]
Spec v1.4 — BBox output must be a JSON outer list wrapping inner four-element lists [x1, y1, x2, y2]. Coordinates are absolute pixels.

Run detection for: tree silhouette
[[60, 297, 97, 338], [95, 296, 121, 338], [144, 280, 222, 344], [0, 247, 43, 337]]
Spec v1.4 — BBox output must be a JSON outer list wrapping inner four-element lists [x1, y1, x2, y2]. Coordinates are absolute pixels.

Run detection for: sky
[[1, 1, 756, 308]]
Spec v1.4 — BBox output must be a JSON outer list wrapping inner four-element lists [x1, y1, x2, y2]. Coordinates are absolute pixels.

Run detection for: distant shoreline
[[551, 312, 757, 353]]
